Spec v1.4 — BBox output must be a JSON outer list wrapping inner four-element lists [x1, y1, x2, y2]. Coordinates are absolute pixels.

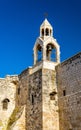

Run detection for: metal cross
[[44, 13, 48, 18]]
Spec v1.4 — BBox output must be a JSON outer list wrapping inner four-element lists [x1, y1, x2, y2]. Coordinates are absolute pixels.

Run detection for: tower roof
[[40, 18, 52, 29]]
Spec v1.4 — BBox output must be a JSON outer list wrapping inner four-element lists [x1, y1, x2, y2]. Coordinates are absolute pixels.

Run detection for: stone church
[[0, 19, 81, 130]]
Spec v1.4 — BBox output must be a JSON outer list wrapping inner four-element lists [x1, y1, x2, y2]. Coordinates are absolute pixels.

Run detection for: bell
[[48, 45, 52, 51]]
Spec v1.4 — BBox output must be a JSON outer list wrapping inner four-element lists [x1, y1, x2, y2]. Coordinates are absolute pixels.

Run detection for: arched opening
[[2, 98, 10, 110], [36, 44, 42, 63], [42, 29, 44, 36], [46, 43, 57, 62], [46, 28, 49, 36]]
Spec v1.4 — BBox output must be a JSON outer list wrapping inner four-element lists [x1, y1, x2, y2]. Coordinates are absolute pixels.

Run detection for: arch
[[37, 44, 42, 62], [46, 43, 57, 62], [2, 98, 10, 110], [33, 38, 43, 65], [41, 28, 44, 36], [34, 43, 42, 64], [44, 39, 60, 63], [45, 28, 49, 36]]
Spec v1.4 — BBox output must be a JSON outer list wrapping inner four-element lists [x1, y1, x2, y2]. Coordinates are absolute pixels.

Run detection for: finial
[[44, 12, 48, 19]]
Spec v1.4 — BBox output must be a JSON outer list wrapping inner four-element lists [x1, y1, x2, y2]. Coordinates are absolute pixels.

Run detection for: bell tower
[[33, 18, 60, 68], [26, 19, 60, 130]]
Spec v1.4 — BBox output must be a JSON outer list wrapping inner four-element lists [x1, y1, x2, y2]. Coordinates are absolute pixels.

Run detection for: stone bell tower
[[34, 18, 60, 67], [26, 19, 60, 130]]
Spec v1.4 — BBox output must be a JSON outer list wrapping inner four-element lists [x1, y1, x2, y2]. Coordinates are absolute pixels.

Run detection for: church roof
[[40, 18, 52, 29]]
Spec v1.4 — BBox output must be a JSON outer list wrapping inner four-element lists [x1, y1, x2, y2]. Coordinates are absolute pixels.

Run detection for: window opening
[[31, 95, 34, 105], [18, 87, 20, 95], [46, 44, 56, 62], [2, 99, 10, 110], [42, 29, 44, 36], [63, 90, 66, 96], [50, 91, 57, 100], [46, 28, 49, 36]]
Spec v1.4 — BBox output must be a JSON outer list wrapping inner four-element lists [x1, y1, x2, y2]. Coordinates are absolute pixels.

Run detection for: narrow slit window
[[18, 87, 20, 95], [31, 95, 34, 105], [63, 90, 66, 96]]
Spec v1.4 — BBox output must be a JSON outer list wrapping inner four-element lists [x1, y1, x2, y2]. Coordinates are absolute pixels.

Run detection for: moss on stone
[[6, 106, 24, 130], [0, 120, 3, 126]]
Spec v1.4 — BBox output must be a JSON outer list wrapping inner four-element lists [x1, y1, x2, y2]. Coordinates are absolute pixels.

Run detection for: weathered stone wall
[[42, 69, 59, 130], [26, 67, 59, 130], [18, 68, 32, 130], [0, 75, 26, 130], [18, 68, 31, 106], [12, 105, 26, 130], [0, 75, 18, 130], [0, 51, 81, 130], [56, 52, 81, 130], [27, 69, 42, 130]]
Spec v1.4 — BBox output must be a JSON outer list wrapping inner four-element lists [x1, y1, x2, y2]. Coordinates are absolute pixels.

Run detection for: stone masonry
[[0, 75, 26, 130], [0, 19, 81, 130], [56, 52, 81, 130]]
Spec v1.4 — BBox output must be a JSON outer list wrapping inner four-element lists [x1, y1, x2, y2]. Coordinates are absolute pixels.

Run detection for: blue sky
[[0, 0, 81, 77]]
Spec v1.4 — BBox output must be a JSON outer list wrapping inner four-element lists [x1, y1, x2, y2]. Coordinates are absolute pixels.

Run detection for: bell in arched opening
[[46, 43, 56, 62], [33, 19, 60, 66]]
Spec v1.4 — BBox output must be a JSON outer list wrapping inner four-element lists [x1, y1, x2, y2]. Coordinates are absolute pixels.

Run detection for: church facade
[[0, 19, 81, 130]]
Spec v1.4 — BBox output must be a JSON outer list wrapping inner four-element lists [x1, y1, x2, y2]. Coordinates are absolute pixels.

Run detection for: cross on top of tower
[[44, 12, 48, 18], [33, 19, 60, 66]]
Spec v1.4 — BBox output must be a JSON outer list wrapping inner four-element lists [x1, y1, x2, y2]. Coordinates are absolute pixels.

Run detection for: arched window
[[42, 29, 44, 36], [46, 43, 56, 62], [2, 98, 10, 110], [36, 44, 42, 63], [46, 28, 49, 36]]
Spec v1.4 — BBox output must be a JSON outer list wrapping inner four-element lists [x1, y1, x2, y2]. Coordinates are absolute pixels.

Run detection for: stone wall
[[1, 51, 81, 130], [25, 67, 59, 130], [56, 52, 81, 130], [0, 75, 18, 130], [42, 69, 59, 130], [0, 75, 26, 130], [18, 68, 31, 106], [27, 69, 42, 130], [18, 68, 32, 130]]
